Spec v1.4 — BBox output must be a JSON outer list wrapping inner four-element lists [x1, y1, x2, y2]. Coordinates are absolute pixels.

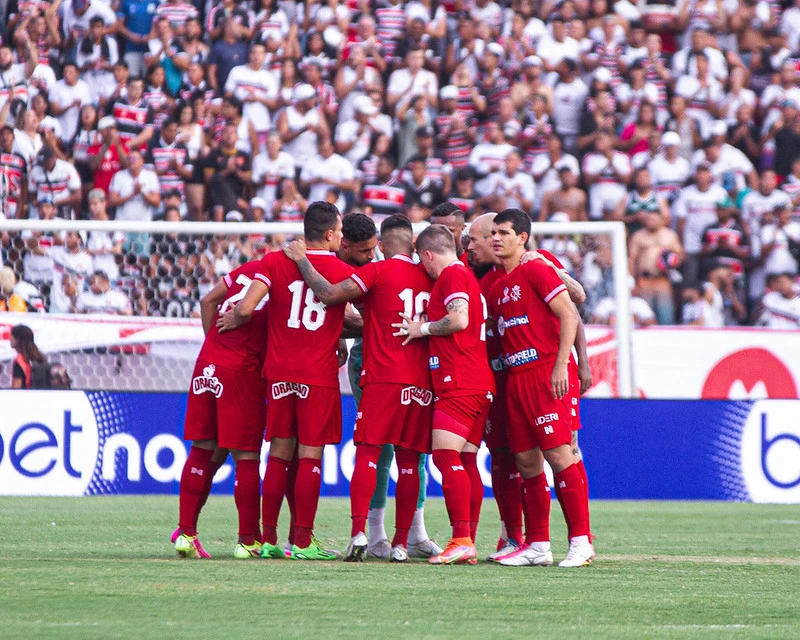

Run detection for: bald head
[[467, 212, 498, 267]]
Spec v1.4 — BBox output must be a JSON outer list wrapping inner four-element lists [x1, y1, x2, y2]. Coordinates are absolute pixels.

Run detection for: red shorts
[[506, 366, 574, 454], [355, 383, 433, 453], [433, 391, 492, 447], [484, 371, 510, 451], [183, 361, 266, 452], [266, 380, 342, 446], [568, 360, 582, 431]]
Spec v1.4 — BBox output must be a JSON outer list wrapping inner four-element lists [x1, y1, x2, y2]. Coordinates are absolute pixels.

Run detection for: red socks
[[392, 448, 420, 548], [350, 445, 382, 536], [460, 451, 483, 543], [432, 449, 471, 539], [293, 457, 323, 549], [195, 455, 224, 526], [522, 472, 551, 544], [260, 455, 290, 545], [234, 459, 260, 546], [492, 449, 523, 543], [178, 446, 214, 536], [554, 463, 591, 540]]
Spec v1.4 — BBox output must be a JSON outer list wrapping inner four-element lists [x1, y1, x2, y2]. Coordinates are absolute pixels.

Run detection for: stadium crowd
[[0, 0, 799, 327]]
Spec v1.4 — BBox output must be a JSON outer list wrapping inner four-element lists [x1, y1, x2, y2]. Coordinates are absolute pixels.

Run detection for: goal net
[[0, 218, 631, 396]]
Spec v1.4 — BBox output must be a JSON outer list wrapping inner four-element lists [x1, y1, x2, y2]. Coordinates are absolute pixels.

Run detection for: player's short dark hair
[[304, 201, 341, 242], [495, 208, 531, 238], [417, 224, 456, 256], [381, 214, 413, 237], [430, 201, 464, 221], [342, 212, 376, 243], [89, 16, 105, 25]]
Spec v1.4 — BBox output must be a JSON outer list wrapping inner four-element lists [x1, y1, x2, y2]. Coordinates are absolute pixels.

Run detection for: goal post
[[0, 218, 633, 397]]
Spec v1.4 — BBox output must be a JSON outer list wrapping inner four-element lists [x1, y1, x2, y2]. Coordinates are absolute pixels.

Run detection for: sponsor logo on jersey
[[192, 364, 224, 398], [400, 386, 433, 407], [496, 314, 529, 336], [504, 348, 539, 367], [271, 382, 310, 400], [429, 355, 440, 370]]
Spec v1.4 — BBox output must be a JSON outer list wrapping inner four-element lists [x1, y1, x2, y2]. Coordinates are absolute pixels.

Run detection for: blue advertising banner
[[1, 392, 798, 502]]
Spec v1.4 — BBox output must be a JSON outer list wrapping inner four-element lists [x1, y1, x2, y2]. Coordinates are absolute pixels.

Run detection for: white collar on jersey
[[391, 254, 415, 264], [446, 260, 463, 268], [306, 249, 335, 256]]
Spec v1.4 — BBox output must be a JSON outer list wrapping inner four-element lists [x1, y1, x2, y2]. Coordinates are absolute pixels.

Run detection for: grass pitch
[[1, 498, 798, 639]]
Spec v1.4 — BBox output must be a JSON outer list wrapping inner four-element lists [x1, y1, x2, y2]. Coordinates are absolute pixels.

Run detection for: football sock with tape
[[461, 451, 483, 543], [554, 464, 591, 540], [261, 456, 290, 545], [433, 449, 471, 539], [234, 459, 260, 546], [294, 457, 323, 549], [392, 448, 421, 548], [350, 445, 382, 537], [523, 472, 551, 544], [178, 446, 214, 536]]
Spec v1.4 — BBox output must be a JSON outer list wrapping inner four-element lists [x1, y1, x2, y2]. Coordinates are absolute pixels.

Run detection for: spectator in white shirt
[[224, 43, 279, 149], [85, 189, 124, 280], [487, 149, 535, 214], [757, 273, 800, 328], [108, 150, 161, 256], [251, 131, 296, 214], [48, 62, 91, 144], [386, 48, 438, 112], [648, 131, 691, 212], [76, 270, 132, 315], [49, 231, 94, 313], [551, 58, 589, 155], [582, 130, 632, 220], [299, 136, 355, 213]]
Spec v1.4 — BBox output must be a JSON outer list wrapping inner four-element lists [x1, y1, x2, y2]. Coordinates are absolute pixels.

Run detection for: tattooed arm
[[283, 240, 363, 306], [520, 251, 586, 304], [392, 298, 469, 345]]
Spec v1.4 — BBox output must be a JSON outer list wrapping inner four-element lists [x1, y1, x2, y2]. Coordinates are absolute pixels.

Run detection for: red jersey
[[479, 266, 508, 376], [198, 261, 268, 372], [350, 254, 433, 388], [488, 260, 567, 373], [427, 262, 494, 395], [255, 249, 354, 387]]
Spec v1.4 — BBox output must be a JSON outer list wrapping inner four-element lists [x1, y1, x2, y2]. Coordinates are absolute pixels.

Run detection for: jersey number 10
[[399, 287, 430, 322]]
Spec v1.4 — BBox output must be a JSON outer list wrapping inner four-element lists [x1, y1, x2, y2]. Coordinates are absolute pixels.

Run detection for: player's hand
[[578, 362, 593, 395], [551, 361, 569, 400], [520, 250, 554, 269], [392, 313, 423, 346], [337, 338, 349, 368], [282, 239, 307, 262], [216, 308, 239, 333]]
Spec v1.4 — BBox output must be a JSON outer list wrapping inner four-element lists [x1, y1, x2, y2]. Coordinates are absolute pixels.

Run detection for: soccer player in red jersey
[[394, 224, 495, 565], [218, 202, 355, 561], [175, 260, 269, 559], [283, 215, 438, 563], [488, 208, 594, 567], [467, 212, 592, 560]]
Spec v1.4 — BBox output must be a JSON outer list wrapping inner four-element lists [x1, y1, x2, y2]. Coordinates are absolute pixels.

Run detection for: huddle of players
[[173, 200, 594, 567]]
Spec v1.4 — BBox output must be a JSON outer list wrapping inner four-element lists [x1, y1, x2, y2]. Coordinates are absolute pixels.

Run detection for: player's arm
[[520, 251, 586, 303], [574, 315, 592, 394], [283, 240, 362, 305], [548, 290, 579, 400], [216, 279, 269, 333], [342, 305, 364, 338], [392, 297, 469, 346], [200, 279, 229, 335]]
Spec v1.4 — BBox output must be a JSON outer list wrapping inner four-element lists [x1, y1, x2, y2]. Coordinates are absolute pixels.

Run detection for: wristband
[[420, 322, 431, 336]]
